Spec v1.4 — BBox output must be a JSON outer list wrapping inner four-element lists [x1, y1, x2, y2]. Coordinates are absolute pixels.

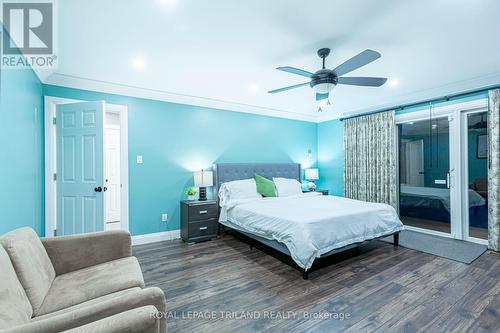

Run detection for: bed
[[213, 163, 404, 279]]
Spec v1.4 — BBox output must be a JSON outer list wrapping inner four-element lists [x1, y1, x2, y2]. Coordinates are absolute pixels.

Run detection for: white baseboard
[[131, 230, 180, 246]]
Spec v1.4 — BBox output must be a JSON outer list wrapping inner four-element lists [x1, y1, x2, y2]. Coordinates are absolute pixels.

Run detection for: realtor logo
[[1, 1, 57, 68]]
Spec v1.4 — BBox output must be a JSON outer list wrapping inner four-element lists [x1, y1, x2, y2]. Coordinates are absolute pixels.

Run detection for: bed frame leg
[[302, 270, 309, 280], [394, 233, 400, 247]]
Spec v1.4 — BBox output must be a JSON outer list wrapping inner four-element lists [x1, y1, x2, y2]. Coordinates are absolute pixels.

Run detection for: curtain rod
[[339, 83, 499, 121]]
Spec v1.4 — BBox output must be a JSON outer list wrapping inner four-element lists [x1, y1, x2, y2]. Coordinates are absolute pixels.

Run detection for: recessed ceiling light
[[157, 0, 176, 8], [248, 83, 260, 94], [388, 79, 399, 87], [131, 57, 145, 70]]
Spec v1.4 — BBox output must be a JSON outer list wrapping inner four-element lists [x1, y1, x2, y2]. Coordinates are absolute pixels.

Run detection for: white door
[[105, 125, 121, 223], [56, 101, 105, 235], [405, 140, 424, 187]]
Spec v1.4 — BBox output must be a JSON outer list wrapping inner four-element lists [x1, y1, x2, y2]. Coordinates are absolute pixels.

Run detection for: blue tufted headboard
[[212, 163, 301, 200]]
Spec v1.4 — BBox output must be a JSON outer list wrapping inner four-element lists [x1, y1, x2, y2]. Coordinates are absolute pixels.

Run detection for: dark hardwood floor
[[133, 234, 500, 333]]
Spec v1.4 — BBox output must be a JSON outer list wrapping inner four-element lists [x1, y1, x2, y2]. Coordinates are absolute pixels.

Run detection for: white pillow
[[218, 178, 261, 205], [273, 177, 303, 197]]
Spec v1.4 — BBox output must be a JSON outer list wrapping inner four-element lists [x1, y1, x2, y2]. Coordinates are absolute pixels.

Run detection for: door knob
[[103, 186, 108, 192], [94, 186, 102, 192]]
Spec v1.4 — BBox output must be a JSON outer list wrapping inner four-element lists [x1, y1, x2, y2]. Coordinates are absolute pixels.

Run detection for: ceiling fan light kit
[[268, 47, 388, 109]]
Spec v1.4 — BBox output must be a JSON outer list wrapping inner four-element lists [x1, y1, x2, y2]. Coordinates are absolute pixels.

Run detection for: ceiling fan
[[268, 48, 387, 103]]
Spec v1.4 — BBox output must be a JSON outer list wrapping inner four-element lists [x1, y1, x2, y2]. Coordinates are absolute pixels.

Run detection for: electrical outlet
[[136, 155, 143, 164], [161, 213, 168, 222]]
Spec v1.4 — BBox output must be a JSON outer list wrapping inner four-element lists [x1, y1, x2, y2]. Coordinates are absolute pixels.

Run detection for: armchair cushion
[[0, 227, 56, 314], [41, 230, 132, 275], [0, 246, 32, 330], [36, 256, 145, 316]]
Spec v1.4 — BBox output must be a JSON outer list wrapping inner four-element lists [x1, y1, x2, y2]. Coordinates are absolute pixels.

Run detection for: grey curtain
[[344, 110, 398, 209], [488, 89, 500, 251]]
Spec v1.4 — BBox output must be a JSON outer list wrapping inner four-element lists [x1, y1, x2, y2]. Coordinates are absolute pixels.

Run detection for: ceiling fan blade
[[277, 66, 313, 78], [337, 77, 387, 87], [268, 82, 310, 94], [333, 49, 381, 76], [316, 92, 329, 101]]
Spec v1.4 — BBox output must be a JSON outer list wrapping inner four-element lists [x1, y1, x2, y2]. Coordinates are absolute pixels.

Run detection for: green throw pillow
[[255, 174, 276, 197]]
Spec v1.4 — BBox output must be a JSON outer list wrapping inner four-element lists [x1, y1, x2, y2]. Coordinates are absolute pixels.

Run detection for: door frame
[[395, 98, 488, 243], [460, 109, 489, 245], [44, 96, 129, 237], [104, 115, 122, 227]]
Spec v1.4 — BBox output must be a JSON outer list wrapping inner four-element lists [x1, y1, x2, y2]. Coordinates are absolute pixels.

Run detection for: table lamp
[[194, 170, 213, 201], [305, 168, 319, 191]]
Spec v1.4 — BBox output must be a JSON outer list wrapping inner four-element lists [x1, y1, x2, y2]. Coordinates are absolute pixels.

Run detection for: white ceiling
[[43, 0, 500, 122]]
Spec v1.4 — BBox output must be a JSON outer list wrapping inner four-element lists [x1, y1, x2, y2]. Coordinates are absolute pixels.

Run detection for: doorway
[[44, 97, 129, 237], [105, 110, 122, 231], [396, 98, 489, 245]]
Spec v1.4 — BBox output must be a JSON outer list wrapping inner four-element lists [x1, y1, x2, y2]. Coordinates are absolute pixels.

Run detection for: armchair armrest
[[2, 306, 160, 333], [2, 288, 165, 333], [63, 306, 159, 333], [42, 230, 132, 275]]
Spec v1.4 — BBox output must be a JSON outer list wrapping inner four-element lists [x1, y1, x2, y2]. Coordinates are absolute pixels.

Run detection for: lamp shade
[[305, 168, 319, 181], [194, 170, 213, 187]]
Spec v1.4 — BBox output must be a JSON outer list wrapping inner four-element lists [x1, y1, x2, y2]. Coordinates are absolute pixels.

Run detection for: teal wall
[[42, 84, 318, 236], [317, 119, 344, 196], [0, 64, 44, 235]]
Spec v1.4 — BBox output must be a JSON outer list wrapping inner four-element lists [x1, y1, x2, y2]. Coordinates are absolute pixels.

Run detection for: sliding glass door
[[398, 117, 452, 234]]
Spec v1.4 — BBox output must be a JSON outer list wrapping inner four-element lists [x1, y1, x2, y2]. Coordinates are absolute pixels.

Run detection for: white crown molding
[[131, 230, 181, 246], [37, 71, 500, 124], [43, 73, 319, 123], [316, 72, 500, 123]]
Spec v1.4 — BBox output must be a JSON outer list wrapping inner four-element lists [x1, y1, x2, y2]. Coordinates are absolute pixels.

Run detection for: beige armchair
[[0, 228, 166, 333]]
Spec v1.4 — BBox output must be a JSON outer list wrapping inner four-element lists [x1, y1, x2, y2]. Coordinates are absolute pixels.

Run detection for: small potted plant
[[185, 187, 198, 201]]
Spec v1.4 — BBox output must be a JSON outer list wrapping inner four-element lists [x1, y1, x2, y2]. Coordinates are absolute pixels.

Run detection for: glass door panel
[[466, 112, 488, 240], [398, 117, 451, 234]]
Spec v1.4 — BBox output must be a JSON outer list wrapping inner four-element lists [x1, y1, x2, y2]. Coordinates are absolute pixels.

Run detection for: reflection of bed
[[214, 163, 404, 279], [399, 185, 487, 228]]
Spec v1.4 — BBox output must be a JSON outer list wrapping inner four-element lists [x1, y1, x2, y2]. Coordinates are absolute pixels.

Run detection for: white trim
[[44, 96, 82, 237], [404, 225, 453, 239], [44, 96, 129, 236], [131, 230, 181, 246], [44, 71, 500, 124], [44, 73, 318, 123]]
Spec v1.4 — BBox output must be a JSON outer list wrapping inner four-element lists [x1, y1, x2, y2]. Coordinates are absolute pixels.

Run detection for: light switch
[[136, 155, 143, 164]]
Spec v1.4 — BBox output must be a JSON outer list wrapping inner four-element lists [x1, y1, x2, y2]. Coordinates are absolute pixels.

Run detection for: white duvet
[[219, 192, 404, 270]]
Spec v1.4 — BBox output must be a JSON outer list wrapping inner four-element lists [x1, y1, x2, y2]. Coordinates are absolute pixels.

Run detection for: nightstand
[[180, 200, 218, 243], [303, 189, 329, 195]]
